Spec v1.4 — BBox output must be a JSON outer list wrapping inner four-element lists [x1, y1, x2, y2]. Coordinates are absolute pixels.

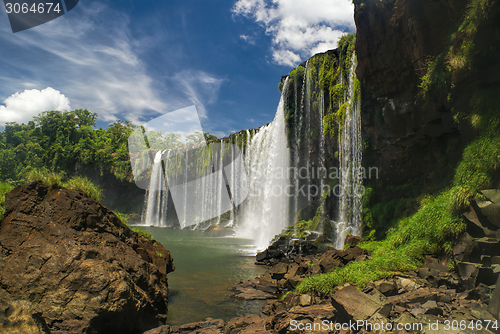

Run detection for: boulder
[[332, 285, 391, 320], [344, 234, 364, 247], [488, 275, 500, 320], [0, 182, 174, 334]]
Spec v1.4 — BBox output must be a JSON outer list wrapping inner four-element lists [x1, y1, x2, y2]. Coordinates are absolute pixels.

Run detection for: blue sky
[[0, 0, 354, 137]]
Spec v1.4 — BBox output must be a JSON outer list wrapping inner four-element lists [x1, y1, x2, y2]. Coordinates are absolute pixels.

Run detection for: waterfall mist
[[235, 79, 291, 252]]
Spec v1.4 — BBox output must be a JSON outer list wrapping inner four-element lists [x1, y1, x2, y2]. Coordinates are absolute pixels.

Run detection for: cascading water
[[336, 53, 363, 249], [236, 78, 291, 252], [143, 149, 169, 227]]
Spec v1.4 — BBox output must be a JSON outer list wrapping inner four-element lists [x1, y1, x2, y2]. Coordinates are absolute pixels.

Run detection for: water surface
[[138, 227, 266, 325]]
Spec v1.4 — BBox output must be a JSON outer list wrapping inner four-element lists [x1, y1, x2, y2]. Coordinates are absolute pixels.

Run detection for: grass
[[25, 169, 102, 203], [26, 169, 64, 188], [63, 176, 102, 202]]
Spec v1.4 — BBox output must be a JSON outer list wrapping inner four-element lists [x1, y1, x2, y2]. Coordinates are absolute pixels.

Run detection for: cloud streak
[[232, 0, 354, 66], [0, 1, 225, 126]]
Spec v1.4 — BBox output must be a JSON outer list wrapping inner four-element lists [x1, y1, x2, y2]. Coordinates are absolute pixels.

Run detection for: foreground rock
[[0, 182, 174, 334]]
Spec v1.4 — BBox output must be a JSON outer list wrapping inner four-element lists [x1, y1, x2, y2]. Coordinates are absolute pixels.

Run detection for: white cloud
[[233, 0, 354, 66], [0, 87, 70, 125]]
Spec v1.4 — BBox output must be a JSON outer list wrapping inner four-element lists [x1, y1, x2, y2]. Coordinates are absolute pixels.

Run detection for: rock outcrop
[[0, 182, 174, 334], [354, 0, 500, 194]]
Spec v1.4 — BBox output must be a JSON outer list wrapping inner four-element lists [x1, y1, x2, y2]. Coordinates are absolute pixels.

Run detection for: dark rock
[[0, 182, 173, 334], [271, 304, 337, 334], [332, 285, 391, 320], [338, 245, 368, 264], [488, 275, 500, 320], [457, 262, 481, 287], [223, 314, 267, 334], [270, 263, 289, 280], [373, 280, 398, 297], [344, 234, 364, 247]]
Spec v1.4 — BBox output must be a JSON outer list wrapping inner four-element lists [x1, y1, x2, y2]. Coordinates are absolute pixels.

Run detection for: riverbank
[[145, 235, 499, 334]]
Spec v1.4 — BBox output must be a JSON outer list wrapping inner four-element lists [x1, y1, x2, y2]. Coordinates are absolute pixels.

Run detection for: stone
[[374, 280, 398, 296], [0, 298, 50, 334], [233, 288, 276, 300], [270, 263, 288, 280], [476, 190, 500, 228], [0, 182, 173, 334], [338, 245, 368, 264], [388, 288, 441, 305], [299, 294, 312, 306], [344, 234, 364, 247], [488, 275, 500, 320], [457, 262, 481, 286], [271, 305, 336, 334], [332, 285, 391, 320], [224, 314, 266, 334]]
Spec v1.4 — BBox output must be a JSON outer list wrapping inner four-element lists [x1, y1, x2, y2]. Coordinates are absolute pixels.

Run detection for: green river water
[[137, 227, 267, 326]]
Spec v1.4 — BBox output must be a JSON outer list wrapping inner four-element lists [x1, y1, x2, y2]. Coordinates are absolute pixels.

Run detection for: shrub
[[64, 176, 102, 202], [26, 169, 64, 188], [0, 182, 14, 221]]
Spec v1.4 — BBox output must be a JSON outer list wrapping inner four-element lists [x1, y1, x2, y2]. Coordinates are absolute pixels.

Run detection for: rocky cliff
[[0, 182, 174, 334], [354, 0, 500, 237]]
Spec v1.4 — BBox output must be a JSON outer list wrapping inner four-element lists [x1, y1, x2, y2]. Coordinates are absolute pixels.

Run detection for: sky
[[0, 0, 355, 137]]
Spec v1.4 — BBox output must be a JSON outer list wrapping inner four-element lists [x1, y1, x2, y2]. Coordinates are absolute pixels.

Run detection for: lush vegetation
[[0, 109, 136, 185]]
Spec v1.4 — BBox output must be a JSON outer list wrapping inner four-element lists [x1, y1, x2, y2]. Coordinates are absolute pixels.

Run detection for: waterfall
[[143, 150, 169, 226], [236, 78, 291, 252], [336, 53, 363, 249]]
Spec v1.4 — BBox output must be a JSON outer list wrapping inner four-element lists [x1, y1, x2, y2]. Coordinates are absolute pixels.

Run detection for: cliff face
[[354, 0, 500, 185]]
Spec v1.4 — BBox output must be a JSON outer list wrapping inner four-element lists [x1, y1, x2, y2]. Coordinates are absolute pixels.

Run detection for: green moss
[[278, 82, 284, 92]]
